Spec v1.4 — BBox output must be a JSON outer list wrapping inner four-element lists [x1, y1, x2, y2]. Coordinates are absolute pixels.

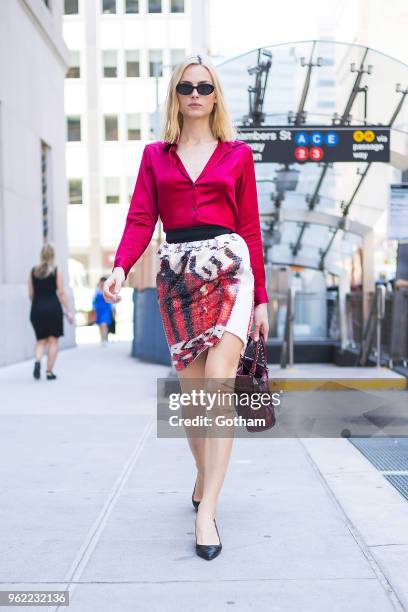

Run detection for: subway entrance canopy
[[217, 40, 408, 279]]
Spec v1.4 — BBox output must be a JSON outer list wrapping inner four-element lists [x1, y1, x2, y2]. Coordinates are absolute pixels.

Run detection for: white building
[[63, 0, 208, 287], [0, 0, 75, 366]]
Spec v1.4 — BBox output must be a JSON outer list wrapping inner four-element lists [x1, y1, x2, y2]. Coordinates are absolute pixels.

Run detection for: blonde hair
[[161, 54, 237, 143], [33, 242, 56, 279]]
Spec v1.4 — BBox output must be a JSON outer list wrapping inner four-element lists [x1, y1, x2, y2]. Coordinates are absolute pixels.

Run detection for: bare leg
[[46, 336, 59, 372], [177, 331, 244, 545], [178, 348, 209, 502], [194, 331, 244, 545], [35, 339, 48, 361], [179, 331, 242, 545], [99, 323, 109, 343]]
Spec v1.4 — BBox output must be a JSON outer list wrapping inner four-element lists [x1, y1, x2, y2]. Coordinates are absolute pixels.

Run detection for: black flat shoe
[[33, 361, 41, 380], [192, 480, 200, 511], [195, 517, 222, 561], [46, 370, 57, 380]]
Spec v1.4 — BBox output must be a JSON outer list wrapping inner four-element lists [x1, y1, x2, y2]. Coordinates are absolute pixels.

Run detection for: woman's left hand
[[251, 303, 269, 342]]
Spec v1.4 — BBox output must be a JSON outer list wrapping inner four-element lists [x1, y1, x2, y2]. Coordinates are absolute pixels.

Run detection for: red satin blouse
[[113, 139, 269, 306]]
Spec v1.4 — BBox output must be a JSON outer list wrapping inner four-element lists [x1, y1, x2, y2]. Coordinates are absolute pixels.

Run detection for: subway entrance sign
[[236, 126, 390, 163]]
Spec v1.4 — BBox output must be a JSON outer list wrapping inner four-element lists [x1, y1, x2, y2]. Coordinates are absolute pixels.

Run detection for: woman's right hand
[[103, 268, 125, 304]]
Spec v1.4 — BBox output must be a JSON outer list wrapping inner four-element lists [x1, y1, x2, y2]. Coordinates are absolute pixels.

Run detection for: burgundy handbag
[[234, 334, 276, 432]]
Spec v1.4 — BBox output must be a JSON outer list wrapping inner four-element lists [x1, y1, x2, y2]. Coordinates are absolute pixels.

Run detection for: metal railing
[[275, 288, 342, 368], [272, 285, 408, 369], [349, 287, 408, 367], [388, 289, 408, 367], [375, 285, 386, 367], [280, 287, 295, 369]]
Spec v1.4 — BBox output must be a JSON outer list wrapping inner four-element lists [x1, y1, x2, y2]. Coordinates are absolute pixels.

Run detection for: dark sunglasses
[[176, 82, 215, 96]]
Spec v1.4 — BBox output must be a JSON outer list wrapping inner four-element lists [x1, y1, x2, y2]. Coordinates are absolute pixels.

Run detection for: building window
[[67, 116, 81, 141], [103, 50, 117, 78], [125, 0, 139, 12], [102, 0, 116, 14], [148, 0, 162, 13], [68, 179, 83, 205], [41, 142, 52, 240], [66, 50, 80, 78], [126, 50, 140, 77], [149, 50, 163, 77], [104, 115, 118, 141], [126, 114, 141, 140], [170, 49, 186, 67], [170, 0, 184, 12], [64, 0, 78, 14], [104, 178, 120, 204]]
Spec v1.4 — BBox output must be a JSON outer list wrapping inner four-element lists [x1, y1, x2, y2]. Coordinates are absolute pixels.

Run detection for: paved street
[[1, 341, 408, 611]]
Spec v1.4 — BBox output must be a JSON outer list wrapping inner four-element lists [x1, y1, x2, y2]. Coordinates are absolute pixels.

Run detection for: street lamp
[[274, 165, 300, 192]]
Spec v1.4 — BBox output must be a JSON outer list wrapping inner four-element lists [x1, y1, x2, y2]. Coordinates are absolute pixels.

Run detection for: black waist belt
[[165, 224, 233, 243]]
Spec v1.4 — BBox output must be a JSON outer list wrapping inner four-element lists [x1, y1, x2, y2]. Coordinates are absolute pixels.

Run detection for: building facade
[[63, 0, 208, 288], [0, 0, 75, 366]]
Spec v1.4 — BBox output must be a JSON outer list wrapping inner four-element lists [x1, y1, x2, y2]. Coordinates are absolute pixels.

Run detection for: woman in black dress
[[28, 243, 74, 380]]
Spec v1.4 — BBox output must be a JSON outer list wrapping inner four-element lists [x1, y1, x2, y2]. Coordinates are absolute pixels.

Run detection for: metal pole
[[376, 284, 385, 367], [288, 286, 296, 367], [280, 286, 295, 369]]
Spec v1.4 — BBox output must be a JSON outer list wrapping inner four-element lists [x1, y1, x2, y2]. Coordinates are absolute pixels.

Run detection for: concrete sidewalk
[[1, 341, 408, 611]]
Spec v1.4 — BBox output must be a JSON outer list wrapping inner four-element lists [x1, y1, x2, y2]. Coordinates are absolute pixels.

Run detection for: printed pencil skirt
[[156, 232, 255, 372]]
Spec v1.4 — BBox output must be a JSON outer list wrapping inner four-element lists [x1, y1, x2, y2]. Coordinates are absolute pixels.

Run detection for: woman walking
[[103, 55, 269, 560], [92, 276, 113, 346], [28, 243, 74, 380]]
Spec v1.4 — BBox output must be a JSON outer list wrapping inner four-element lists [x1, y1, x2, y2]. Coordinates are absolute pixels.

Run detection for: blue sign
[[311, 132, 323, 145], [295, 132, 309, 146], [325, 132, 339, 147]]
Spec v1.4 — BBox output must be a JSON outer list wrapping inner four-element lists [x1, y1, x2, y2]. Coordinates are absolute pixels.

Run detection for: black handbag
[[234, 334, 276, 432]]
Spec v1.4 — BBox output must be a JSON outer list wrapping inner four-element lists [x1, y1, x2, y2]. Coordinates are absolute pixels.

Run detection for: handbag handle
[[248, 334, 267, 376]]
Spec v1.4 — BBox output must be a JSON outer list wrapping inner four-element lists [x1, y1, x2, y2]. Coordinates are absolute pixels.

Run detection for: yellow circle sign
[[353, 130, 365, 142], [353, 129, 376, 142]]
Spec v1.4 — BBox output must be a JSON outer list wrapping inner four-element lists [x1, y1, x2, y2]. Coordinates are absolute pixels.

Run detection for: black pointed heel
[[46, 370, 57, 380], [192, 480, 200, 511], [195, 517, 222, 561]]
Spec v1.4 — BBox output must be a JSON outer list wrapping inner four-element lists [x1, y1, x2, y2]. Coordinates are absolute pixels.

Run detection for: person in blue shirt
[[93, 277, 113, 346]]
